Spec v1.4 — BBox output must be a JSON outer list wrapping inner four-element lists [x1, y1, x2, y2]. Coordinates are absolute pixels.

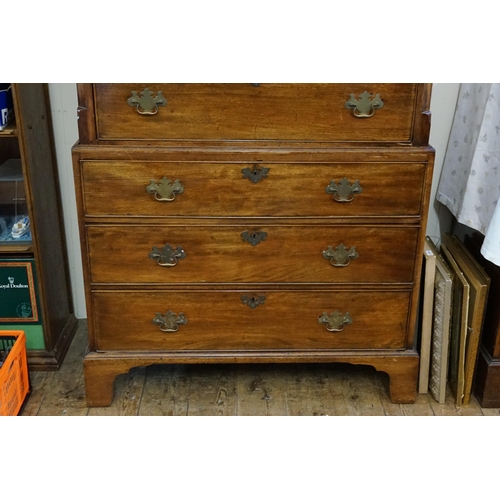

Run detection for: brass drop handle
[[322, 244, 359, 267], [146, 177, 184, 202], [345, 91, 384, 118], [152, 311, 188, 332], [127, 88, 167, 115], [325, 177, 362, 203], [149, 244, 186, 267], [318, 311, 353, 332]]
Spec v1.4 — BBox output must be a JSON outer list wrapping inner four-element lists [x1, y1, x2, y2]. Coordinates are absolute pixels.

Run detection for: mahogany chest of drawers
[[72, 84, 435, 406]]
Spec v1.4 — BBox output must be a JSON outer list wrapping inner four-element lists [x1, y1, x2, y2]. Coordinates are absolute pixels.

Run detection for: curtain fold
[[436, 83, 500, 266]]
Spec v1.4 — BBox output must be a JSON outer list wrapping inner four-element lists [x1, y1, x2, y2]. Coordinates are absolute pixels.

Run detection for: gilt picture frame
[[443, 234, 490, 405], [440, 242, 469, 405], [426, 237, 453, 404]]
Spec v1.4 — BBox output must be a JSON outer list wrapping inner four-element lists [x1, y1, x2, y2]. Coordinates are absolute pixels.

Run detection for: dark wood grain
[[93, 83, 418, 143], [76, 83, 97, 144], [412, 84, 433, 147], [138, 365, 190, 416], [336, 365, 388, 416], [186, 365, 238, 416], [87, 367, 146, 416], [20, 371, 52, 416], [15, 84, 73, 349], [73, 144, 435, 162], [235, 365, 289, 416], [475, 348, 500, 407], [464, 233, 500, 358], [5, 84, 77, 369], [81, 161, 427, 218], [33, 319, 88, 415], [87, 224, 419, 285], [91, 289, 410, 351], [0, 135, 21, 165], [400, 394, 435, 416], [72, 83, 435, 407], [21, 322, 492, 415], [285, 364, 340, 416]]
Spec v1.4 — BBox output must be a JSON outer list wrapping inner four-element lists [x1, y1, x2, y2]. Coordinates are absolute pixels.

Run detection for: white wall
[[47, 84, 84, 317], [427, 83, 460, 239], [47, 83, 460, 319]]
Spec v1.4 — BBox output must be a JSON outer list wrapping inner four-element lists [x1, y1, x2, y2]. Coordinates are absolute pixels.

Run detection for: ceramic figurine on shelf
[[11, 216, 30, 239]]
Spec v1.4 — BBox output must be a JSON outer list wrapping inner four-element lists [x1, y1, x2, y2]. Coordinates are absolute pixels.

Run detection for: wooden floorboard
[[139, 365, 190, 416], [285, 364, 337, 416], [235, 364, 289, 416], [31, 322, 89, 416], [19, 320, 500, 416], [87, 367, 147, 416], [186, 365, 238, 416]]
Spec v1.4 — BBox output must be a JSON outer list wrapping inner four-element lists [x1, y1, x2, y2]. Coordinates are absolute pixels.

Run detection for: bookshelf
[[0, 84, 77, 369]]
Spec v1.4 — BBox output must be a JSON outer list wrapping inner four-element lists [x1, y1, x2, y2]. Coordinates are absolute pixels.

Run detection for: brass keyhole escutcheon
[[241, 165, 270, 184], [241, 295, 266, 309], [241, 230, 267, 246]]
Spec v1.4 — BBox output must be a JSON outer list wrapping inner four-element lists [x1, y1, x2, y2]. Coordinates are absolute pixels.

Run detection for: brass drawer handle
[[241, 230, 267, 246], [149, 244, 186, 267], [152, 311, 188, 332], [322, 244, 359, 267], [318, 311, 353, 332], [127, 88, 167, 115], [146, 177, 184, 202], [241, 295, 266, 309], [325, 177, 362, 203], [345, 91, 384, 118], [241, 165, 270, 184]]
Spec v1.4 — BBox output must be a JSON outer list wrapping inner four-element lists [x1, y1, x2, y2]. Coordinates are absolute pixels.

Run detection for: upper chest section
[[77, 83, 432, 147]]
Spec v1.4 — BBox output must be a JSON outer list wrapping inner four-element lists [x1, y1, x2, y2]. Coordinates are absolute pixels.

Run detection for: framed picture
[[0, 259, 39, 323], [419, 240, 437, 393], [441, 242, 469, 405], [443, 234, 490, 405], [426, 237, 454, 404]]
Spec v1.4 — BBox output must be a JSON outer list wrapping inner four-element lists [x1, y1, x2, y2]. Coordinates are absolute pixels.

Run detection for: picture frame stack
[[419, 234, 490, 405], [423, 237, 453, 404]]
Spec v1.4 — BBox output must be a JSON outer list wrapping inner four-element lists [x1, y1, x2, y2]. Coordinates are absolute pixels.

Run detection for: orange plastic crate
[[0, 331, 30, 416]]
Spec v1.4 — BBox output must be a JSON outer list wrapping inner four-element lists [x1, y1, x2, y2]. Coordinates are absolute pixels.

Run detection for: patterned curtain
[[436, 83, 500, 265]]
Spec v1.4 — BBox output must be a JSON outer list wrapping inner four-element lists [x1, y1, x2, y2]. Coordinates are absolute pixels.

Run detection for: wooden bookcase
[[0, 83, 77, 369]]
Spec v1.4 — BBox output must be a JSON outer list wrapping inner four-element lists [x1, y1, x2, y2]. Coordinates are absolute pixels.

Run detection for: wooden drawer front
[[94, 84, 418, 142], [92, 290, 409, 351], [87, 225, 418, 284], [81, 161, 426, 218]]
